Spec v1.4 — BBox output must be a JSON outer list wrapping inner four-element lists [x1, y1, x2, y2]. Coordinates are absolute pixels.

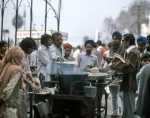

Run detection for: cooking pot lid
[[88, 73, 108, 76], [54, 62, 74, 65], [58, 72, 88, 75]]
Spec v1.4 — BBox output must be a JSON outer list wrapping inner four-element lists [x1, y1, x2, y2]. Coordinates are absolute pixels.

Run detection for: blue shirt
[[77, 52, 99, 69]]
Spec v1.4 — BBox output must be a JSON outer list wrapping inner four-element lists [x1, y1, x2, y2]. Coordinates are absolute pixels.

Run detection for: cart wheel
[[100, 89, 108, 118]]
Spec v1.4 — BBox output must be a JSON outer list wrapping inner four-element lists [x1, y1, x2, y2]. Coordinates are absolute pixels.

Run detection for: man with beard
[[103, 31, 125, 118], [136, 36, 147, 57], [77, 40, 99, 70]]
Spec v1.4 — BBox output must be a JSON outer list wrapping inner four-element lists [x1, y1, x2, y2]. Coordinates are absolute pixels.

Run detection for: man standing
[[92, 42, 102, 68], [46, 32, 66, 80], [120, 34, 140, 118], [135, 64, 150, 118], [50, 32, 65, 62], [136, 36, 147, 57], [104, 31, 125, 117], [96, 40, 105, 55], [0, 41, 8, 60], [146, 34, 150, 51], [77, 40, 99, 70], [37, 34, 52, 87], [63, 43, 75, 61]]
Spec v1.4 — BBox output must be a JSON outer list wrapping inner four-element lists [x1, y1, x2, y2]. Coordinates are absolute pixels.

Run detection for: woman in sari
[[0, 46, 24, 118]]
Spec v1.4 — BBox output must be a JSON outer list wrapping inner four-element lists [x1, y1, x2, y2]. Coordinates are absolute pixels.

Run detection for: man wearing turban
[[77, 40, 99, 70], [103, 31, 125, 117], [63, 43, 75, 61], [136, 36, 147, 57]]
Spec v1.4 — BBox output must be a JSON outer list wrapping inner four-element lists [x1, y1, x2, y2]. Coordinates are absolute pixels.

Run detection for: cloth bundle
[[107, 53, 126, 70]]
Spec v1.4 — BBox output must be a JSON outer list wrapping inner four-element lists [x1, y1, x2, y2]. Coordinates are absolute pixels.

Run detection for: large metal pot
[[57, 70, 88, 94], [51, 62, 75, 74]]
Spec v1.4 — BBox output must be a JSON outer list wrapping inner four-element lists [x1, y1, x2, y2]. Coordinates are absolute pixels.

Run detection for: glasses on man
[[143, 59, 150, 62]]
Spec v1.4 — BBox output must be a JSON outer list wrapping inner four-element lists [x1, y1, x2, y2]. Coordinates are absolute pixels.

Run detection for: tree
[[103, 0, 150, 37], [12, 14, 23, 29], [103, 17, 117, 35]]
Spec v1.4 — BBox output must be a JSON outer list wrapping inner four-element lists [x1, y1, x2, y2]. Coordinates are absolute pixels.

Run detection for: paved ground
[[106, 94, 122, 118]]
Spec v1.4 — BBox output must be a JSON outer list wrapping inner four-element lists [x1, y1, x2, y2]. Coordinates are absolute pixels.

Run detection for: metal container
[[50, 62, 75, 74], [84, 86, 97, 97], [87, 73, 108, 81]]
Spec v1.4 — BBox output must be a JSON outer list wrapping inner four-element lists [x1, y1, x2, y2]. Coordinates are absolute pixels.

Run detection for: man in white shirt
[[37, 34, 52, 87], [50, 32, 65, 62]]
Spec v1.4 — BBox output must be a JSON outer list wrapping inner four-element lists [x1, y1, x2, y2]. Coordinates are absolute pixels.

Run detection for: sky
[[1, 0, 136, 46]]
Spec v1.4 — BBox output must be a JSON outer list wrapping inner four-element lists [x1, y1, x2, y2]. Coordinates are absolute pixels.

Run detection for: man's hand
[[57, 57, 64, 62], [33, 79, 41, 88], [0, 97, 4, 104], [30, 83, 39, 92], [125, 59, 130, 66], [117, 80, 122, 85], [103, 54, 107, 61], [111, 70, 116, 76]]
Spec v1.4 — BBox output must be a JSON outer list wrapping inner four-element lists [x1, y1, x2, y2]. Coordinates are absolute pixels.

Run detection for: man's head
[[112, 31, 122, 49], [20, 37, 36, 54], [93, 42, 97, 49], [0, 41, 8, 53], [41, 34, 52, 47], [52, 32, 62, 48], [96, 40, 102, 47], [108, 42, 113, 49], [84, 40, 95, 54], [77, 45, 81, 49], [122, 34, 135, 49], [63, 43, 72, 57], [146, 34, 150, 51], [136, 36, 146, 53], [140, 52, 150, 66]]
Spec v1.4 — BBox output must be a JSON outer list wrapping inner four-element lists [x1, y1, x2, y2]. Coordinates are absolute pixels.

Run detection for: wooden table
[[29, 93, 95, 118]]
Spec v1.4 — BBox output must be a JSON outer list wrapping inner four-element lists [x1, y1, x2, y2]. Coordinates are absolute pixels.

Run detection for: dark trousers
[[39, 73, 45, 88], [122, 89, 136, 118]]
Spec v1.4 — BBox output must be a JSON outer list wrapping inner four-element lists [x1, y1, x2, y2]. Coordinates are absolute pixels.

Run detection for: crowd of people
[[0, 31, 150, 118]]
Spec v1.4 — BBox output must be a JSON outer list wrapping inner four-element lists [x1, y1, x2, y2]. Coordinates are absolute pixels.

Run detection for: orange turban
[[63, 43, 72, 50]]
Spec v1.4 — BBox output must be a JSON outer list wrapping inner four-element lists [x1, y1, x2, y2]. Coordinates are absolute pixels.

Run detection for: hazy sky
[[1, 0, 135, 45]]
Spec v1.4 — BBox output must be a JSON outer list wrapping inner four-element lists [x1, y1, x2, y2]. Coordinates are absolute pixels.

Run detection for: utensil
[[84, 86, 97, 97], [87, 73, 108, 81]]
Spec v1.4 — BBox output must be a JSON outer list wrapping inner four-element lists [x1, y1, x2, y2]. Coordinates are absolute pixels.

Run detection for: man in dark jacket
[[120, 34, 140, 118]]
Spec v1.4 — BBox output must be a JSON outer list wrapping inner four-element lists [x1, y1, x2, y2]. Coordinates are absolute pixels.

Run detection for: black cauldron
[[56, 70, 88, 94]]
